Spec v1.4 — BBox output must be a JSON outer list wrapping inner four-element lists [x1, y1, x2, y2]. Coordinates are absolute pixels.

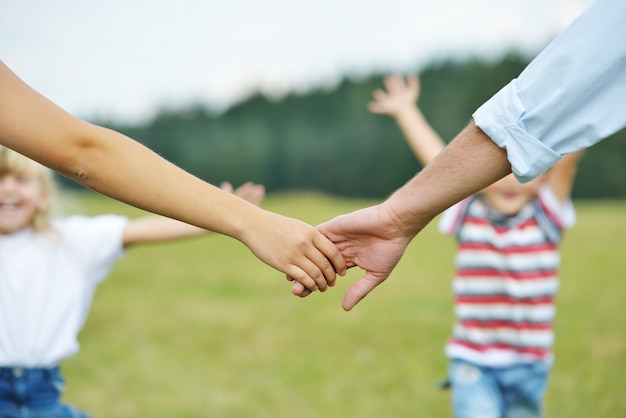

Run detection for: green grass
[[59, 192, 626, 417]]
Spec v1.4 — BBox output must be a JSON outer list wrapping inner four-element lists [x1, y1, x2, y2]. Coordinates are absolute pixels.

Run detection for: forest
[[87, 53, 625, 200]]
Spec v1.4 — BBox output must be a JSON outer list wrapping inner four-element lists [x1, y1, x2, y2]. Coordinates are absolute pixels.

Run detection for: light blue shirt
[[473, 0, 626, 183]]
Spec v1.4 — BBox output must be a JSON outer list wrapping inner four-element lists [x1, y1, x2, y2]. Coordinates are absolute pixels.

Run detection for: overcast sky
[[1, 0, 593, 124]]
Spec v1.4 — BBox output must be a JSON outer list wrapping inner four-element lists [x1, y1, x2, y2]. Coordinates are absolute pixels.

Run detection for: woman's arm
[[122, 182, 265, 248], [0, 60, 345, 292]]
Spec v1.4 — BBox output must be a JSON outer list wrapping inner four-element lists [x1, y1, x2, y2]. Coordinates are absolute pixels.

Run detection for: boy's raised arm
[[545, 151, 585, 204], [368, 75, 445, 166]]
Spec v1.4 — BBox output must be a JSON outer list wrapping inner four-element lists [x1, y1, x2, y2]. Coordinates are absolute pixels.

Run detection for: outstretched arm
[[368, 75, 445, 165], [545, 151, 585, 204], [0, 60, 345, 292], [122, 182, 265, 247]]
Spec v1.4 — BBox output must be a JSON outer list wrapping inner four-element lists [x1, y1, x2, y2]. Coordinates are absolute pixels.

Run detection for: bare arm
[[0, 60, 345, 292], [122, 182, 265, 248], [386, 122, 510, 233], [545, 150, 585, 203], [368, 75, 445, 165]]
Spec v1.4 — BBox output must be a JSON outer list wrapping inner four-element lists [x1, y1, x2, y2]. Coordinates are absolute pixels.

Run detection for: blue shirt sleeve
[[473, 0, 626, 183]]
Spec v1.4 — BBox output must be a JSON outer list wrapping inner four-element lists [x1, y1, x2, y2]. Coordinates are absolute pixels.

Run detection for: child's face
[[0, 172, 48, 234], [481, 173, 544, 216]]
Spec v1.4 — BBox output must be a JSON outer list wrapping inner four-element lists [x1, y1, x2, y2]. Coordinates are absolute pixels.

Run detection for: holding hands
[[292, 199, 425, 311], [315, 203, 417, 310], [294, 73, 510, 310], [244, 208, 346, 293], [291, 75, 431, 309]]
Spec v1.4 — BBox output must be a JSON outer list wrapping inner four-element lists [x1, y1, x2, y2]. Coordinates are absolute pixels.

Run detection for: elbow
[[71, 164, 92, 184], [59, 124, 105, 187]]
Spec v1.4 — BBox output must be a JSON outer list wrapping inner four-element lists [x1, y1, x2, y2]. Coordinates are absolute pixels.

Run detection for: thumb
[[291, 280, 313, 297], [341, 272, 387, 311]]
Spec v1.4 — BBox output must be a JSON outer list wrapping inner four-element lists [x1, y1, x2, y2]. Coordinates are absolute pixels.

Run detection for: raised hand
[[368, 75, 420, 118], [221, 181, 266, 207]]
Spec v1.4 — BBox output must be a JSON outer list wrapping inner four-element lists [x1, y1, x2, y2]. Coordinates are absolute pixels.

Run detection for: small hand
[[221, 181, 266, 207], [368, 75, 420, 118]]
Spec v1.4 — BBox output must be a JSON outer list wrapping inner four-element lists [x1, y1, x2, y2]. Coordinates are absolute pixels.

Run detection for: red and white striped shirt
[[438, 185, 575, 367]]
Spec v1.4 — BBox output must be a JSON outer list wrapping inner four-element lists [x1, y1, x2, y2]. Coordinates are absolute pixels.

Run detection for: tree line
[[86, 53, 625, 200]]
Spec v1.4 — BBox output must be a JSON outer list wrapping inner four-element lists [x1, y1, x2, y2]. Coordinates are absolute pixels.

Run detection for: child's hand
[[220, 181, 266, 207], [368, 75, 420, 118]]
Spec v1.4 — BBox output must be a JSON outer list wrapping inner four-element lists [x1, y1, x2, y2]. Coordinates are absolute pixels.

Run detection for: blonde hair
[[0, 145, 57, 232]]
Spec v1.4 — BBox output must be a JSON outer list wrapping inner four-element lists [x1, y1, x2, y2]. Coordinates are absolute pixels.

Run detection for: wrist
[[393, 105, 419, 123], [382, 187, 434, 239]]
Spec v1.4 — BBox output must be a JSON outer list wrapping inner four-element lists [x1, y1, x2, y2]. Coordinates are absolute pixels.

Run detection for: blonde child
[[0, 145, 264, 417], [368, 75, 583, 418]]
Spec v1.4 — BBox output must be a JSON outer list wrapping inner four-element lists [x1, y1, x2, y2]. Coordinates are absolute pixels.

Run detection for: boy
[[369, 75, 583, 418]]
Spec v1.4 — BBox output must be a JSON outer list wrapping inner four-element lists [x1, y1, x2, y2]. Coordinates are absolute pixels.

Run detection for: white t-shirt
[[0, 215, 128, 367]]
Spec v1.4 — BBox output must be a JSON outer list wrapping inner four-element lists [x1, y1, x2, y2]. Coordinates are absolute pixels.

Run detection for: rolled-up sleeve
[[473, 0, 626, 183]]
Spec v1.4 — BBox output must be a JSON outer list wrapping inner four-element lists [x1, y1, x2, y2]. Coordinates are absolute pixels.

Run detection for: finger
[[367, 102, 383, 114], [371, 89, 387, 101], [291, 281, 313, 297], [220, 181, 234, 193], [286, 260, 327, 293], [236, 183, 264, 204], [235, 182, 253, 194], [342, 273, 385, 311], [313, 232, 346, 278], [407, 75, 420, 94], [386, 74, 404, 93], [369, 91, 388, 110], [383, 75, 397, 91], [250, 185, 266, 205]]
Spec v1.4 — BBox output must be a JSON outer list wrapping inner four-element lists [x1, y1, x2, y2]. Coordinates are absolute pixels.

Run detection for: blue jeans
[[448, 359, 551, 418], [0, 367, 90, 418]]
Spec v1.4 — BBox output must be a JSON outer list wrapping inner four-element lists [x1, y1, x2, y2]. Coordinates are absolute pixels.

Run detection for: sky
[[1, 0, 593, 125]]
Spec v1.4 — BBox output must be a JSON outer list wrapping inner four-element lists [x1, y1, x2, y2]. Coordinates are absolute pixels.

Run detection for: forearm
[[123, 215, 215, 247], [74, 130, 262, 240], [384, 121, 510, 235], [393, 106, 445, 166], [0, 61, 259, 241], [546, 150, 585, 203], [1, 61, 345, 290]]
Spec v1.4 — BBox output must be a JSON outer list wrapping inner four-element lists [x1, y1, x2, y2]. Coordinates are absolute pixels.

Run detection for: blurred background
[[2, 2, 626, 417], [3, 0, 623, 199]]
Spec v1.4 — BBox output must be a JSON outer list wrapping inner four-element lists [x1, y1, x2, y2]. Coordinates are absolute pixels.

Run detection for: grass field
[[59, 192, 626, 417]]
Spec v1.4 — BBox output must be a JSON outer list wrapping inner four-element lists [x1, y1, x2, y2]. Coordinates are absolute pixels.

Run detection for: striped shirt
[[438, 185, 575, 367]]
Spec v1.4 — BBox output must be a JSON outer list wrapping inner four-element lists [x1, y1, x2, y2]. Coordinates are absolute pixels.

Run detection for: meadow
[[60, 192, 626, 417]]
